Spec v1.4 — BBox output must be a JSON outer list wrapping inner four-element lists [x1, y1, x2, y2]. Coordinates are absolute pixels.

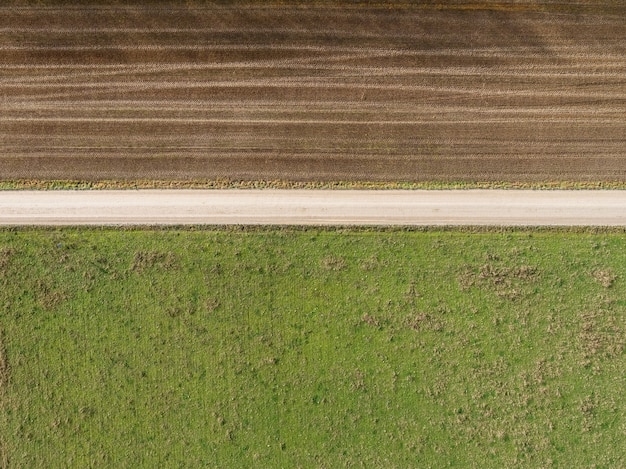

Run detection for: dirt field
[[1, 1, 624, 182]]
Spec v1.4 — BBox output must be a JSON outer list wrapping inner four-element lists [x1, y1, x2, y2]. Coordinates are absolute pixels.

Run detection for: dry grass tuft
[[579, 395, 596, 432], [206, 298, 221, 313], [406, 280, 420, 300], [578, 310, 625, 364], [361, 313, 380, 327], [131, 251, 178, 273], [35, 280, 67, 310], [405, 312, 444, 332], [351, 369, 366, 392], [360, 255, 384, 271], [459, 263, 538, 299], [591, 269, 616, 288], [479, 264, 538, 284], [0, 332, 8, 394], [0, 249, 12, 273], [321, 256, 347, 271]]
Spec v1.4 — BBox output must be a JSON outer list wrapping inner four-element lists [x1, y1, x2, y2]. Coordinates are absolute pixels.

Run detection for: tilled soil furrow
[[0, 2, 624, 182]]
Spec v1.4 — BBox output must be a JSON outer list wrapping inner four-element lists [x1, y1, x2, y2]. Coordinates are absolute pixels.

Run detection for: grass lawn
[[0, 228, 624, 467]]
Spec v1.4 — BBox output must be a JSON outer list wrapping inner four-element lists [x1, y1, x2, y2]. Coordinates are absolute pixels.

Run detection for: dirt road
[[1, 190, 625, 225], [1, 1, 625, 182]]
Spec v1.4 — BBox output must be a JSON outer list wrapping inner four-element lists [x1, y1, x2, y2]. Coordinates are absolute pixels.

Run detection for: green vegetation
[[1, 228, 625, 467], [2, 179, 626, 191]]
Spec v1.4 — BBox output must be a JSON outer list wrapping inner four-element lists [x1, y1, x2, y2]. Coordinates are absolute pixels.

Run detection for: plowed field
[[1, 1, 625, 182]]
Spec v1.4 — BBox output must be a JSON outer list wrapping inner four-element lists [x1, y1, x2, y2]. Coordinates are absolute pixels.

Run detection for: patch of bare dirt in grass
[[577, 309, 625, 370], [320, 255, 347, 271], [404, 312, 445, 332], [458, 262, 539, 300], [130, 251, 178, 273], [0, 333, 8, 396], [591, 268, 616, 288], [34, 279, 67, 310], [0, 249, 12, 274], [205, 297, 221, 313]]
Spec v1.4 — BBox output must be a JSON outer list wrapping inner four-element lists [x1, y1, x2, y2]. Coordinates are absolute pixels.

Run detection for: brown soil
[[1, 1, 624, 182]]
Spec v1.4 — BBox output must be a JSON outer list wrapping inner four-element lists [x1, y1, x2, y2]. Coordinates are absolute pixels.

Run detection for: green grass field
[[0, 228, 624, 467]]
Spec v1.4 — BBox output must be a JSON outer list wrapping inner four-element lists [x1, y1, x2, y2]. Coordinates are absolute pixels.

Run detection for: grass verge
[[0, 228, 625, 467]]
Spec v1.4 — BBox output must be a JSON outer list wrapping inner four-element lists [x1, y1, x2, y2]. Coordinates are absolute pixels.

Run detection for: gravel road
[[1, 190, 625, 226]]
